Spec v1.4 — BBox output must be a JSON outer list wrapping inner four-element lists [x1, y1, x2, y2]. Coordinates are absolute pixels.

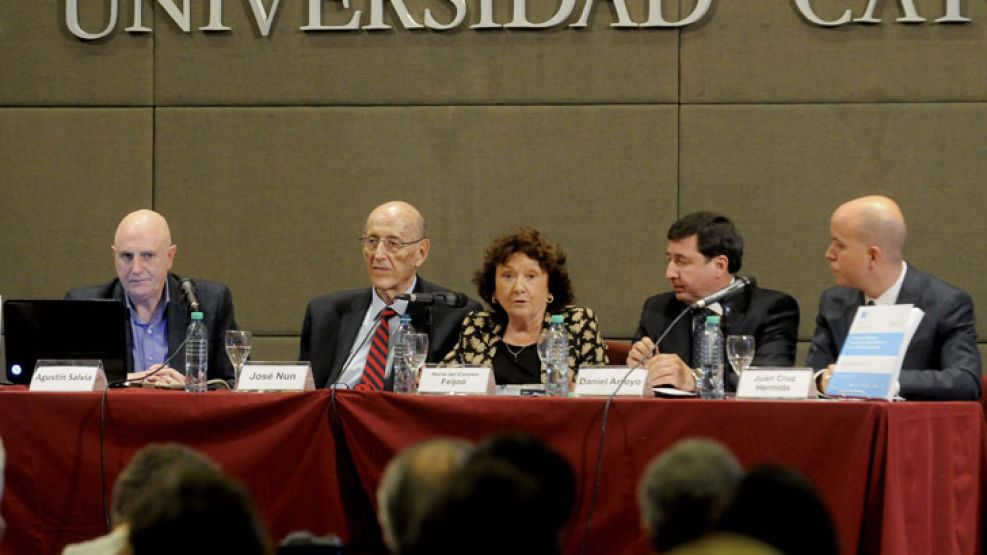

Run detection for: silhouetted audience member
[[376, 438, 474, 554], [410, 434, 575, 555], [63, 443, 217, 555], [714, 464, 839, 555], [666, 533, 781, 555], [127, 461, 272, 555], [472, 433, 576, 534], [638, 438, 743, 553]]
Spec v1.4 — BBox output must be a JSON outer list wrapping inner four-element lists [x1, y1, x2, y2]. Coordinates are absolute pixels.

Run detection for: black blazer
[[298, 277, 481, 389], [633, 284, 800, 391], [65, 273, 238, 382], [806, 264, 982, 401]]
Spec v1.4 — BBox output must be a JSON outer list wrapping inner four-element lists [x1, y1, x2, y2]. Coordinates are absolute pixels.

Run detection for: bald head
[[112, 209, 177, 311], [831, 196, 907, 262], [365, 201, 427, 239], [115, 209, 173, 248]]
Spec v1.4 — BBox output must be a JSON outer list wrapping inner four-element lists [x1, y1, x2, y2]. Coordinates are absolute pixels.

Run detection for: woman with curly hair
[[444, 228, 607, 386]]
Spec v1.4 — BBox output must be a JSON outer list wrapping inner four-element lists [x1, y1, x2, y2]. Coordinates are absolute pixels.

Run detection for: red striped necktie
[[356, 307, 398, 391]]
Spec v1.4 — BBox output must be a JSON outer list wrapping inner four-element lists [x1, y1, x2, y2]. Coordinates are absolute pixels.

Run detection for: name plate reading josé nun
[[418, 366, 494, 396], [30, 362, 107, 392], [736, 368, 816, 400], [575, 367, 649, 397], [237, 363, 314, 392]]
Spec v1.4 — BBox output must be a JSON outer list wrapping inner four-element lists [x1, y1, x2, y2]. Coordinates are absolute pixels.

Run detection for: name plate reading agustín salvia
[[736, 368, 817, 400], [574, 367, 650, 397], [236, 362, 315, 392], [418, 366, 495, 396], [30, 360, 107, 392]]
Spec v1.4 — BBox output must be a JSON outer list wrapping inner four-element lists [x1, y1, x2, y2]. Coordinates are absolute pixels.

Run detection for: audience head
[[638, 438, 743, 553], [715, 464, 839, 555], [112, 209, 176, 308], [362, 201, 430, 304], [411, 433, 574, 555], [127, 454, 271, 555], [826, 195, 907, 297], [111, 443, 216, 527], [665, 212, 743, 305], [473, 228, 573, 324], [376, 437, 474, 554], [472, 433, 576, 531]]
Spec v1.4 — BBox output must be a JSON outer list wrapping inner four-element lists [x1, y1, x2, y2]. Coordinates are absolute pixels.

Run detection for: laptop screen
[[2, 299, 129, 385]]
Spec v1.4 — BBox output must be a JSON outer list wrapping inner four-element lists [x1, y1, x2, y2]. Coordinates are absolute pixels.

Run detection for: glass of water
[[726, 335, 755, 377], [402, 333, 429, 388], [225, 330, 252, 385]]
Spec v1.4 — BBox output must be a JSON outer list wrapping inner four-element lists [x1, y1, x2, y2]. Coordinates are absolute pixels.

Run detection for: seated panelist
[[443, 228, 608, 385], [65, 209, 238, 386], [299, 201, 480, 390], [627, 212, 799, 392], [809, 195, 981, 400]]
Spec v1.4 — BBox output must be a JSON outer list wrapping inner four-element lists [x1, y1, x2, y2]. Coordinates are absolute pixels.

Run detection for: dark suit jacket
[[633, 285, 800, 391], [806, 264, 982, 401], [298, 277, 481, 389], [65, 273, 237, 382]]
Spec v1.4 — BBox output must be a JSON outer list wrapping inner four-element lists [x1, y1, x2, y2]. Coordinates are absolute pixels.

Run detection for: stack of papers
[[829, 304, 924, 400]]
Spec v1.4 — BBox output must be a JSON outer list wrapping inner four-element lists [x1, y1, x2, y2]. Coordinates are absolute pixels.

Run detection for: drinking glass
[[536, 332, 551, 365], [402, 333, 429, 382], [726, 335, 755, 377], [225, 330, 252, 385]]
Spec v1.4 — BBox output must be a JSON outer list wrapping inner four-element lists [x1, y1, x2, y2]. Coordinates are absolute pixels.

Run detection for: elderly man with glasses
[[299, 201, 481, 390]]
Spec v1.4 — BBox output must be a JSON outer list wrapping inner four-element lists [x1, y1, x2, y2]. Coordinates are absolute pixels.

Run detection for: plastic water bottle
[[391, 314, 416, 394], [700, 314, 725, 400], [184, 311, 208, 393], [544, 314, 569, 398]]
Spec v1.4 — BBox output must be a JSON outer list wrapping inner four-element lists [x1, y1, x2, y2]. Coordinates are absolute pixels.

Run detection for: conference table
[[0, 388, 983, 555]]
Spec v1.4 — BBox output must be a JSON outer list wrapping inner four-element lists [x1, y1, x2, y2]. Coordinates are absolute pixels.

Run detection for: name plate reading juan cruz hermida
[[736, 367, 816, 400]]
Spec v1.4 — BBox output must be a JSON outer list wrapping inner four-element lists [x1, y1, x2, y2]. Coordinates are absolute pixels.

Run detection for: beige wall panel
[[0, 1, 152, 105], [681, 0, 987, 103], [153, 1, 677, 105], [680, 103, 987, 339], [154, 106, 677, 337], [250, 336, 302, 363], [0, 108, 152, 298]]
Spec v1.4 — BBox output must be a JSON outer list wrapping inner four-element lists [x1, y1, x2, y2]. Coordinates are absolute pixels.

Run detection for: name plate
[[30, 360, 107, 392], [736, 367, 816, 400], [418, 366, 494, 395], [237, 362, 315, 392], [574, 367, 649, 397]]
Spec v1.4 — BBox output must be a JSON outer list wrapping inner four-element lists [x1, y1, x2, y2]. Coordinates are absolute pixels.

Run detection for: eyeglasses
[[359, 235, 425, 253]]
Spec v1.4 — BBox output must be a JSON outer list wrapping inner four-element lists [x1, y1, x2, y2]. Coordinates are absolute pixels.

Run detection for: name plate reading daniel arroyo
[[418, 366, 495, 396], [736, 368, 816, 400], [237, 362, 314, 392], [30, 360, 107, 392], [575, 367, 649, 397]]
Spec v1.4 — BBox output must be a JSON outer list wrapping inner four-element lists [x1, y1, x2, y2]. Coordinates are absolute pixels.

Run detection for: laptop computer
[[2, 299, 129, 385]]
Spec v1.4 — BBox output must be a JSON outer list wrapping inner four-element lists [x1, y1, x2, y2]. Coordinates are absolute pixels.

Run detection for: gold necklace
[[502, 343, 529, 362]]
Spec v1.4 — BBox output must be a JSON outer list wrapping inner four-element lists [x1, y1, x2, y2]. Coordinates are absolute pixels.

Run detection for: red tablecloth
[[0, 388, 362, 555], [0, 388, 983, 555], [331, 392, 987, 555]]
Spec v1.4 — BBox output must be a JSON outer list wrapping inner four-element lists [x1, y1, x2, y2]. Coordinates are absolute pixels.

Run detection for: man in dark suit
[[66, 209, 237, 385], [628, 212, 799, 392], [808, 195, 981, 400], [299, 201, 479, 390]]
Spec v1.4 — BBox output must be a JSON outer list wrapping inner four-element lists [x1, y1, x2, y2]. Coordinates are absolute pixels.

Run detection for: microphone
[[180, 278, 200, 312], [689, 276, 755, 310], [395, 292, 467, 308]]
